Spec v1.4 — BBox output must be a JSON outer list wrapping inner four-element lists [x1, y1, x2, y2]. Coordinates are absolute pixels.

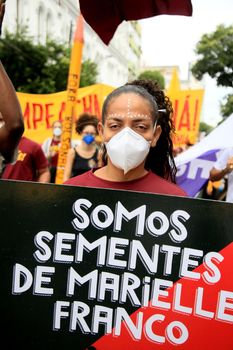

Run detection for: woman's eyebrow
[[132, 117, 151, 123], [105, 115, 124, 121], [106, 113, 151, 120]]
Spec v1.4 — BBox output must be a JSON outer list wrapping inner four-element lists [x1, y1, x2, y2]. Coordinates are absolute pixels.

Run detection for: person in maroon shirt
[[64, 79, 187, 198], [2, 136, 50, 182]]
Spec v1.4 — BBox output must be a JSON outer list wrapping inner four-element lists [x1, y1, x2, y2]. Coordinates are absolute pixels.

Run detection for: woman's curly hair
[[128, 79, 177, 182], [101, 79, 177, 183], [75, 113, 99, 135]]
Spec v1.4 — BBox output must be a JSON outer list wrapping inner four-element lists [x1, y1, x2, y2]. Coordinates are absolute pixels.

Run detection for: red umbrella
[[79, 0, 193, 44]]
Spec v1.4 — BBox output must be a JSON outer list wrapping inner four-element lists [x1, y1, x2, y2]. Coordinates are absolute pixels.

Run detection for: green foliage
[[191, 25, 233, 87], [191, 24, 233, 117], [0, 28, 98, 93], [138, 70, 165, 89], [221, 94, 233, 118], [0, 29, 70, 93], [80, 59, 98, 87], [199, 121, 213, 135]]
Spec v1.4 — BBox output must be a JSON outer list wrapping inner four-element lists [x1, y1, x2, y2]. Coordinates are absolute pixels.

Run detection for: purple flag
[[176, 149, 221, 197]]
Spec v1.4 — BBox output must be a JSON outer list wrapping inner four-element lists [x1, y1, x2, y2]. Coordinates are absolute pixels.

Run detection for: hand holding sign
[[226, 156, 233, 173]]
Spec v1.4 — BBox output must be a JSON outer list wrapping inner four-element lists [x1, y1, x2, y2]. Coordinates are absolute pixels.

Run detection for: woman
[[42, 120, 62, 183], [63, 113, 100, 182], [64, 79, 187, 197]]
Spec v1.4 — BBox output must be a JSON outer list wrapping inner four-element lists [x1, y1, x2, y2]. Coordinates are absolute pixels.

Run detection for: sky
[[139, 0, 233, 126]]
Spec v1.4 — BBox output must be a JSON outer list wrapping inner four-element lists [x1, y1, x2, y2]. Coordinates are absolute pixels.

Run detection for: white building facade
[[3, 0, 142, 87]]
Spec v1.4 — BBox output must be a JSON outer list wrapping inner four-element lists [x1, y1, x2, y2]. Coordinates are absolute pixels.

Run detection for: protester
[[209, 147, 233, 202], [63, 113, 100, 182], [0, 0, 24, 177], [42, 120, 62, 183], [2, 136, 50, 182], [64, 79, 187, 197], [201, 178, 227, 201]]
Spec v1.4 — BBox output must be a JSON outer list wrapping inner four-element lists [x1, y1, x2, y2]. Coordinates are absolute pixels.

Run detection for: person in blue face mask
[[63, 113, 101, 181]]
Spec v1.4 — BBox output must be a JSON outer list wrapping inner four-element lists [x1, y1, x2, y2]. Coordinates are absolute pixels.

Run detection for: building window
[[38, 5, 46, 43], [17, 0, 29, 30], [46, 11, 53, 41]]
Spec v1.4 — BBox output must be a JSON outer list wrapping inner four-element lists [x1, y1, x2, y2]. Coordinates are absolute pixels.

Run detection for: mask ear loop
[[155, 109, 167, 130], [153, 108, 166, 132], [153, 121, 157, 132], [158, 109, 166, 113]]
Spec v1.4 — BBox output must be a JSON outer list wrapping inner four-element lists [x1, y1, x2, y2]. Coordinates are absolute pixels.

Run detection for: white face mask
[[53, 127, 62, 137], [105, 127, 151, 174]]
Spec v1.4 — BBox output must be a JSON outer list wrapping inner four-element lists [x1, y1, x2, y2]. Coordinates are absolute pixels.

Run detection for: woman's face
[[53, 121, 62, 129], [99, 92, 161, 146]]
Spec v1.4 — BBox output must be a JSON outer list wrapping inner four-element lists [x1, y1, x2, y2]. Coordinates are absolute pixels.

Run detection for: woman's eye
[[135, 124, 148, 131], [109, 124, 120, 129]]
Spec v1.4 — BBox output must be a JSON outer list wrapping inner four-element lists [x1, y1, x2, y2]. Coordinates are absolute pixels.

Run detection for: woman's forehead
[[106, 113, 152, 121], [107, 92, 152, 114], [82, 124, 96, 132], [53, 121, 62, 128]]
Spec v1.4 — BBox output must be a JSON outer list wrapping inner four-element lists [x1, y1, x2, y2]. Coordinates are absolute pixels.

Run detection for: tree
[[191, 24, 233, 118], [199, 121, 213, 135], [138, 70, 165, 89], [0, 28, 98, 93], [221, 94, 233, 117], [80, 59, 98, 87]]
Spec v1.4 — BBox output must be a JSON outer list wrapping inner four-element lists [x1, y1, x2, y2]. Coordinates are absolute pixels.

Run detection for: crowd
[[1, 70, 188, 200], [1, 50, 233, 202], [1, 113, 102, 184]]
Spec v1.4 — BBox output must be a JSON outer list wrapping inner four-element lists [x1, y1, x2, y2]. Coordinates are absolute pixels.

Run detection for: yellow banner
[[17, 84, 114, 144], [167, 68, 204, 148]]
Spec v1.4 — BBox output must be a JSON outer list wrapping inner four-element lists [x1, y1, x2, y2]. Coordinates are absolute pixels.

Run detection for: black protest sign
[[0, 180, 233, 349]]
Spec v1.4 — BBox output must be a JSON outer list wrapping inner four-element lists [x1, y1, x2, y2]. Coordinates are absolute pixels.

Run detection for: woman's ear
[[97, 122, 104, 137], [151, 125, 162, 147]]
